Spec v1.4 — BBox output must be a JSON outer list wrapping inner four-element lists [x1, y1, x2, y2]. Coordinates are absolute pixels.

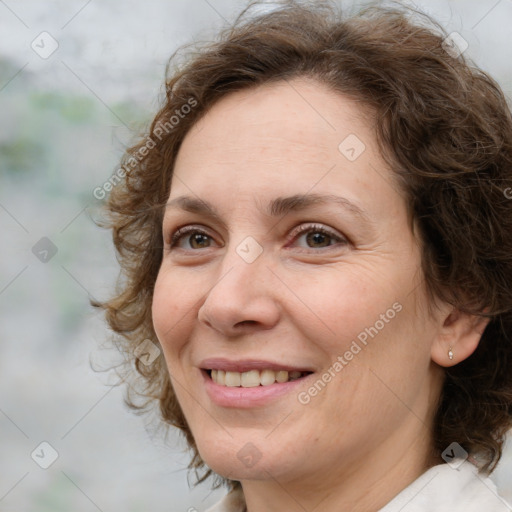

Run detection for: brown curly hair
[[93, 0, 512, 487]]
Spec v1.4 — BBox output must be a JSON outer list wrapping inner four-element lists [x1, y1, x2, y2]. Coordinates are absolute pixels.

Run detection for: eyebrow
[[164, 193, 373, 227]]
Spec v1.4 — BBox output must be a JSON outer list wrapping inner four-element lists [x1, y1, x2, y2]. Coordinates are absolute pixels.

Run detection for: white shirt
[[205, 459, 512, 512]]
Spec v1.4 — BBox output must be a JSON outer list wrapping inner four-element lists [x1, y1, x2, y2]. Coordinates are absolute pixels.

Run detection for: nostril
[[236, 320, 257, 327]]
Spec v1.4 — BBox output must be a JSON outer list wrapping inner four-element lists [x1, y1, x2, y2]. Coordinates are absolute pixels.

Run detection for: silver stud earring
[[448, 347, 454, 361]]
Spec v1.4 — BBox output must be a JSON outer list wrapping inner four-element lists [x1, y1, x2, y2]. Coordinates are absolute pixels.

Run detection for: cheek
[[151, 269, 198, 365], [287, 267, 399, 351], [289, 263, 430, 391]]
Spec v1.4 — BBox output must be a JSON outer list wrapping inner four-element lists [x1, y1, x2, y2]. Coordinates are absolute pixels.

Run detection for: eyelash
[[168, 223, 347, 251]]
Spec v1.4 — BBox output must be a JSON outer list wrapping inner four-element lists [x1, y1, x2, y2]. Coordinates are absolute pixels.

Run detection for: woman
[[95, 1, 512, 510]]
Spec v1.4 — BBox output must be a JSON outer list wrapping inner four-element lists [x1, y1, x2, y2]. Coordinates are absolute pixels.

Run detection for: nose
[[197, 250, 281, 337]]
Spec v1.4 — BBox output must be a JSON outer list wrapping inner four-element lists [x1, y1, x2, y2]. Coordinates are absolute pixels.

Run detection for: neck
[[240, 430, 440, 512]]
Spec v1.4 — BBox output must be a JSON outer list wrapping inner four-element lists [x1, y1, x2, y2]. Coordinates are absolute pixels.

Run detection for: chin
[[195, 432, 303, 483]]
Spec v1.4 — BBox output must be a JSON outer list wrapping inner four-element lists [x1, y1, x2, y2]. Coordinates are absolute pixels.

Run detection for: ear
[[431, 307, 490, 367]]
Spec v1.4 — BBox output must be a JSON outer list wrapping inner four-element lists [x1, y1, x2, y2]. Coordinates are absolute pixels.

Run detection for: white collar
[[206, 459, 511, 512], [380, 458, 511, 512]]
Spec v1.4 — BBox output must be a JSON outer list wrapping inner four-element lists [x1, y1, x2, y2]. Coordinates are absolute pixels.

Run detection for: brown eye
[[170, 227, 215, 250], [188, 233, 211, 249], [291, 224, 347, 250], [305, 230, 332, 248]]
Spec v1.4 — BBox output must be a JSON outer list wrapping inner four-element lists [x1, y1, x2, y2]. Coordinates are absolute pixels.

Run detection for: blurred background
[[1, 0, 511, 510]]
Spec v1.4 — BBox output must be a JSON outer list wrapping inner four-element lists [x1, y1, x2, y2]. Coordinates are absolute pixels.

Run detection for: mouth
[[199, 359, 316, 407], [204, 368, 313, 387]]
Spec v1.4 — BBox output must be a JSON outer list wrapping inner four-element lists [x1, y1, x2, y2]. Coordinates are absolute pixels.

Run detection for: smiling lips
[[209, 369, 310, 387], [201, 358, 314, 389], [200, 359, 315, 407]]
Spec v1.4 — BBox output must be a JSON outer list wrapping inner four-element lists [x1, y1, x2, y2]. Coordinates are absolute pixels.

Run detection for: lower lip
[[201, 370, 313, 408]]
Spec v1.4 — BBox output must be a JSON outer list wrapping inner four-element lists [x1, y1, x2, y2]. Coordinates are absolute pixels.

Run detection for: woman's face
[[152, 78, 445, 485]]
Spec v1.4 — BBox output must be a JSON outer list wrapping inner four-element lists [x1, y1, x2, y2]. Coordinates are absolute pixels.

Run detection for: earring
[[448, 347, 454, 361]]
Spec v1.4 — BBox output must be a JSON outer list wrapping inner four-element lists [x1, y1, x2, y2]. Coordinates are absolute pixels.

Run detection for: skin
[[152, 78, 488, 512]]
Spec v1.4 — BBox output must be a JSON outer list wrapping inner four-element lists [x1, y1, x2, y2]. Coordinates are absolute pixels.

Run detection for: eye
[[288, 223, 347, 250], [169, 226, 217, 250], [167, 223, 347, 252]]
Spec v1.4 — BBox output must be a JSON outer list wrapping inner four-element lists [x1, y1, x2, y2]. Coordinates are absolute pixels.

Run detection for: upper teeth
[[211, 369, 304, 387]]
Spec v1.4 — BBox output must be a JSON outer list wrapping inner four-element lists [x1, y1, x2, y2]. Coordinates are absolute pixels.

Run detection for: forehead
[[178, 78, 374, 163], [169, 78, 404, 223]]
